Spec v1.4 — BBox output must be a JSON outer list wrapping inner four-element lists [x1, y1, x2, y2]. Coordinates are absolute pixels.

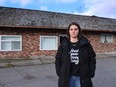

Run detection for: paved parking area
[[0, 57, 116, 87], [93, 58, 116, 87]]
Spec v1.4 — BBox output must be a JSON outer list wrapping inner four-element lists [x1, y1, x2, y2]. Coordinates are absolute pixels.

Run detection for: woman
[[55, 22, 96, 87]]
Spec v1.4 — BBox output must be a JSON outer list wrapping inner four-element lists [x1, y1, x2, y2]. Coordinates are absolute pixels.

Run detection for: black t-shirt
[[69, 41, 80, 76]]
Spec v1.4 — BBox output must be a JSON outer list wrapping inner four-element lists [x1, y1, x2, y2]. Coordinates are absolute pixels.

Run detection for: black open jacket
[[55, 36, 96, 87]]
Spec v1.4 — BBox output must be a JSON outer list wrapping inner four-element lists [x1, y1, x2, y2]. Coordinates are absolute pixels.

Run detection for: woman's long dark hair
[[67, 22, 83, 40]]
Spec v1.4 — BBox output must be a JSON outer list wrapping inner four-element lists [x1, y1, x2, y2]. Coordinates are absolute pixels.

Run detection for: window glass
[[1, 41, 11, 50], [0, 35, 22, 51], [100, 34, 113, 43], [40, 36, 58, 50]]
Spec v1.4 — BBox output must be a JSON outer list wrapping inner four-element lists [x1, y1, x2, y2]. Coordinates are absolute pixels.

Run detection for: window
[[100, 33, 113, 43], [0, 35, 22, 51], [40, 36, 58, 50]]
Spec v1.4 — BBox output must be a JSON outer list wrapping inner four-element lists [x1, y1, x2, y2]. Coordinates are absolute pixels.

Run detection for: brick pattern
[[84, 31, 116, 53], [0, 28, 60, 58], [0, 28, 116, 59]]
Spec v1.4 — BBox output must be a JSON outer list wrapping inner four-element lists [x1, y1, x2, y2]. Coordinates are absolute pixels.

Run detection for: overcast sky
[[0, 0, 116, 19]]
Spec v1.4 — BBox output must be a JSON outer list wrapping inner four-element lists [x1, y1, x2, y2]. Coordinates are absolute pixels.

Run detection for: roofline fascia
[[0, 25, 116, 33]]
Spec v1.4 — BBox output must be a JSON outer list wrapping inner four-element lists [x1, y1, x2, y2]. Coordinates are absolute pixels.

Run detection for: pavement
[[0, 54, 116, 87]]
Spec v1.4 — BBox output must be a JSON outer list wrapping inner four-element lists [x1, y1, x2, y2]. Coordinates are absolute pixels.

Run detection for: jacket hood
[[78, 36, 90, 48], [60, 36, 69, 47], [60, 36, 90, 49]]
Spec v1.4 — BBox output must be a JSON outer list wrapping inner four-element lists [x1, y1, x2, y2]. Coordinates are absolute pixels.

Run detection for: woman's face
[[69, 25, 79, 38]]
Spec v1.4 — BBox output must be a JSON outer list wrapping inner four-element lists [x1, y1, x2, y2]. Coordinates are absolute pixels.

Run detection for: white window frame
[[100, 33, 113, 43], [40, 36, 58, 50], [0, 35, 22, 51]]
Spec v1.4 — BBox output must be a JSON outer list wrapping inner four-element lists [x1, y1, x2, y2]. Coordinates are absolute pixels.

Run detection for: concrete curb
[[0, 56, 55, 68], [0, 53, 116, 68]]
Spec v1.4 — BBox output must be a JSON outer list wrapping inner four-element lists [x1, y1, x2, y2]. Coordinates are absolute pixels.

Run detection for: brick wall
[[84, 31, 116, 53], [0, 28, 116, 59], [0, 28, 65, 59]]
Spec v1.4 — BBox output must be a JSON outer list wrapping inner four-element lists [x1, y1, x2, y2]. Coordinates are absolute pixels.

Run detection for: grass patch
[[5, 63, 15, 68]]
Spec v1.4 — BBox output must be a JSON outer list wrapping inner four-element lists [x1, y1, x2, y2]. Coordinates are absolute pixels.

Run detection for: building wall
[[0, 28, 116, 59], [84, 31, 116, 53], [0, 28, 64, 59]]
